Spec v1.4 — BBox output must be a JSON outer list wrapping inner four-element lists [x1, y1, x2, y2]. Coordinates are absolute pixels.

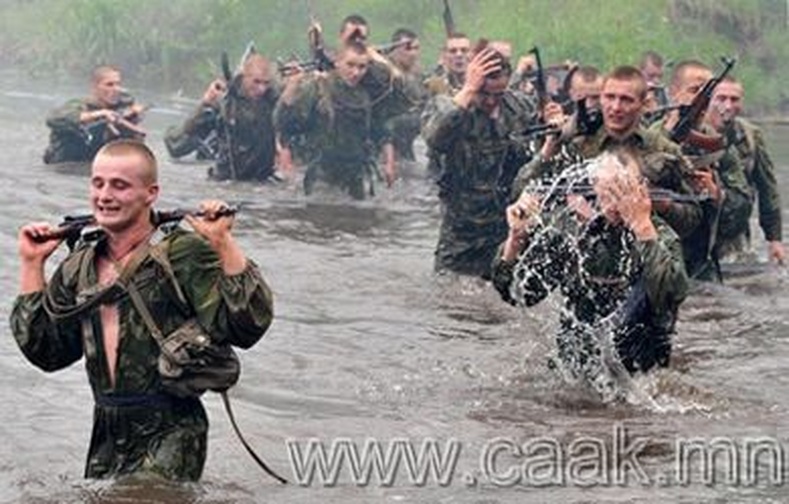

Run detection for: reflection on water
[[1, 74, 788, 503]]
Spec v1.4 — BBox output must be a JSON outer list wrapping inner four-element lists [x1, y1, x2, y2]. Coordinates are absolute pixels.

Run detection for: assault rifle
[[523, 184, 711, 204], [669, 56, 736, 148], [528, 46, 548, 115], [82, 102, 150, 144], [442, 0, 456, 37], [32, 207, 239, 251]]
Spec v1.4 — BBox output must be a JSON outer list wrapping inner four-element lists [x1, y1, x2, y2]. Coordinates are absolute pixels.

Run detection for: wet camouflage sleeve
[[422, 95, 468, 153], [274, 78, 320, 143], [45, 99, 85, 132], [714, 149, 753, 245], [636, 220, 689, 315], [749, 125, 783, 241], [164, 104, 218, 158]]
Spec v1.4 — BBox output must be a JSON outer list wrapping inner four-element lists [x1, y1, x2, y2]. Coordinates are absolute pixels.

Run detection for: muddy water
[[0, 71, 788, 503]]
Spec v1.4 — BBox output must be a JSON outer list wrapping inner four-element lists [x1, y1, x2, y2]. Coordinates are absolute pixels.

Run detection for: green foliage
[[0, 0, 786, 112]]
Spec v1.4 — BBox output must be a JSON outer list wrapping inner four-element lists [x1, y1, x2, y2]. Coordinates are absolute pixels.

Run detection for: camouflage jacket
[[423, 92, 538, 277], [44, 93, 142, 164], [727, 118, 782, 241], [9, 227, 273, 480], [649, 119, 752, 279], [274, 72, 388, 199], [492, 214, 688, 375], [165, 86, 279, 182], [516, 125, 703, 239]]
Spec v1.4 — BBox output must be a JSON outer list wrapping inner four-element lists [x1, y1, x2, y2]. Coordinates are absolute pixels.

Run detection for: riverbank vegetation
[[1, 0, 786, 113]]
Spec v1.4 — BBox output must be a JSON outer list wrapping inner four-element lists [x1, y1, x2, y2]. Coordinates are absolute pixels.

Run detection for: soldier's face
[[672, 67, 712, 106], [443, 38, 470, 74], [708, 81, 744, 129], [241, 67, 272, 100], [641, 61, 663, 85], [392, 38, 420, 71], [90, 152, 158, 234], [570, 76, 603, 110], [92, 71, 122, 107], [336, 51, 370, 87], [475, 74, 509, 117], [601, 78, 645, 137]]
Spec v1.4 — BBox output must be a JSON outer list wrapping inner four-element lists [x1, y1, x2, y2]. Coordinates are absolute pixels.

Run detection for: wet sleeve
[[9, 267, 83, 372], [750, 129, 783, 241], [656, 154, 703, 239], [164, 105, 218, 159], [274, 80, 318, 141], [636, 222, 689, 316], [45, 99, 84, 132], [422, 95, 470, 153], [715, 151, 753, 243], [170, 234, 274, 350]]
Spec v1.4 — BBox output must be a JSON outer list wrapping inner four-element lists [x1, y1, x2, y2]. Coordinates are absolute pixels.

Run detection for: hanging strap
[[123, 253, 288, 485]]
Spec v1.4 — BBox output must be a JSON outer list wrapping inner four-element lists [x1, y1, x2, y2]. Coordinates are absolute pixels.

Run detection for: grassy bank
[[1, 0, 787, 113]]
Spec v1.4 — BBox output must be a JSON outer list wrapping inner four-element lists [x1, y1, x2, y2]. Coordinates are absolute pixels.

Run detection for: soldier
[[639, 50, 669, 109], [565, 65, 603, 113], [165, 54, 285, 182], [493, 151, 688, 393], [423, 44, 538, 278], [10, 140, 273, 480], [707, 76, 785, 264], [424, 33, 470, 97], [44, 65, 146, 165], [518, 66, 702, 242], [655, 60, 752, 279], [382, 28, 428, 166], [275, 41, 400, 199]]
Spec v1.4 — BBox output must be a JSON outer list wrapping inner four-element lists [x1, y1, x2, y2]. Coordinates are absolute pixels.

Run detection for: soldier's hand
[[186, 200, 235, 249], [464, 48, 502, 93], [202, 79, 227, 105], [18, 223, 62, 264], [690, 168, 722, 202], [125, 103, 147, 119], [516, 54, 536, 75], [768, 241, 785, 266], [605, 173, 657, 240], [507, 191, 541, 236]]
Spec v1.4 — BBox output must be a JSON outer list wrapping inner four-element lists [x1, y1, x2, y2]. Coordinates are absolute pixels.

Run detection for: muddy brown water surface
[[1, 71, 788, 503]]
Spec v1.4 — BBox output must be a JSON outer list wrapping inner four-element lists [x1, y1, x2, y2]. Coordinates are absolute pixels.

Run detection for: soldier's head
[[568, 65, 603, 110], [91, 65, 123, 108], [336, 41, 370, 87], [601, 66, 648, 138], [240, 54, 273, 100], [669, 60, 712, 106], [340, 14, 369, 45], [471, 41, 512, 117], [592, 149, 643, 225], [489, 40, 513, 60], [707, 76, 744, 131], [442, 33, 471, 75], [91, 140, 159, 234], [390, 28, 420, 72], [639, 50, 665, 86]]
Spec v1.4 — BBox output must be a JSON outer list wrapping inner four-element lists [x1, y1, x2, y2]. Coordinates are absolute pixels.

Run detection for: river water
[[0, 70, 788, 503]]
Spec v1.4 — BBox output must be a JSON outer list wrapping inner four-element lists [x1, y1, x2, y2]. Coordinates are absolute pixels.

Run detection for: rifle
[[306, 5, 335, 72], [669, 56, 736, 148], [442, 0, 456, 37], [523, 184, 711, 204], [32, 207, 239, 251], [82, 103, 150, 144], [528, 46, 548, 114], [217, 42, 256, 180], [511, 99, 602, 141]]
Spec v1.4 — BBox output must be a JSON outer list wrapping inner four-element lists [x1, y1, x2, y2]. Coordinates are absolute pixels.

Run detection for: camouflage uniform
[[516, 126, 703, 240], [726, 118, 783, 244], [492, 214, 688, 377], [274, 70, 391, 200], [165, 86, 279, 182], [384, 70, 429, 161], [9, 227, 273, 481], [423, 92, 538, 278], [649, 120, 752, 279], [43, 93, 142, 164]]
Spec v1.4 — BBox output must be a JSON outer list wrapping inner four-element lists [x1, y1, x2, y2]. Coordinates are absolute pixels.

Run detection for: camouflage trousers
[[85, 394, 207, 481]]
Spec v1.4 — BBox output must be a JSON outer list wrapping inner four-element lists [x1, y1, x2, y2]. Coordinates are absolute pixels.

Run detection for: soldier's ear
[[145, 184, 160, 205]]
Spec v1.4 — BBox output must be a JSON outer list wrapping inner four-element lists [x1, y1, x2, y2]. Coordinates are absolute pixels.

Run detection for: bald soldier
[[44, 65, 146, 164], [165, 54, 286, 182], [10, 140, 274, 480]]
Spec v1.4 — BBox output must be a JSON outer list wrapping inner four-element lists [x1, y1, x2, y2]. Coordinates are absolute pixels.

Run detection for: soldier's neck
[[104, 219, 156, 264]]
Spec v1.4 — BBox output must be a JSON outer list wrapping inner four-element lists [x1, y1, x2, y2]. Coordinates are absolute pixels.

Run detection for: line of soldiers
[[41, 14, 784, 381]]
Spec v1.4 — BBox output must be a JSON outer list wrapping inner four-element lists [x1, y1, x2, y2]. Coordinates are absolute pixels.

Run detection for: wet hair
[[95, 139, 158, 185], [603, 66, 648, 100], [391, 28, 417, 44], [470, 39, 512, 78], [669, 59, 710, 91], [639, 50, 664, 69], [91, 65, 120, 84]]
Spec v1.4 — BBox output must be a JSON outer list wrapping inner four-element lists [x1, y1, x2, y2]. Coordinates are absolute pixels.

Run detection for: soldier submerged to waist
[[493, 150, 689, 397], [44, 65, 146, 165], [10, 140, 273, 481], [165, 54, 286, 183]]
